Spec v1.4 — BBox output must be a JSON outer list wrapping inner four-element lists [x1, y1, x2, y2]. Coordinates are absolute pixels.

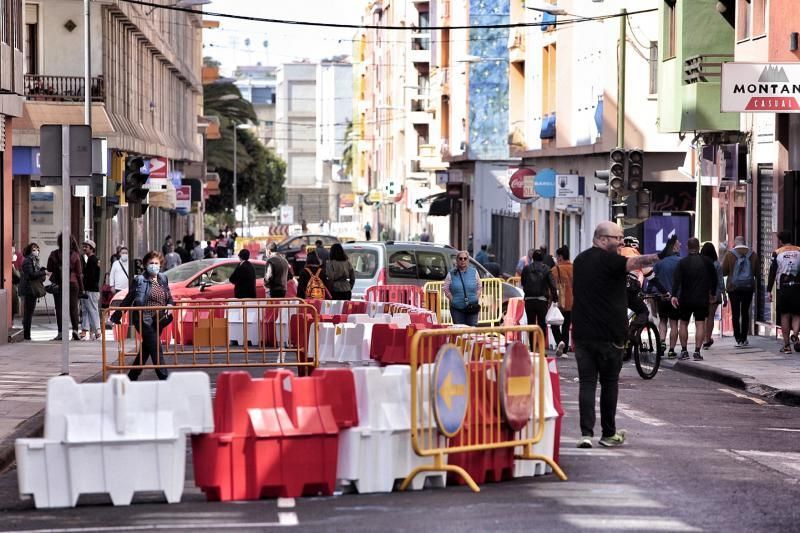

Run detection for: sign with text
[[555, 174, 582, 197], [721, 63, 800, 113], [176, 185, 191, 212]]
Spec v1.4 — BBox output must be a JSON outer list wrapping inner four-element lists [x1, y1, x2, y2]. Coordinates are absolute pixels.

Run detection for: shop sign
[[721, 63, 800, 112]]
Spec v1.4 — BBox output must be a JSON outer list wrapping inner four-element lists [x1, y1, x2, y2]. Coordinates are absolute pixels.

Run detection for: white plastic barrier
[[228, 306, 261, 346], [321, 300, 345, 315], [337, 365, 446, 493], [367, 301, 385, 317], [309, 322, 338, 362], [335, 323, 375, 362], [514, 356, 559, 478], [346, 313, 393, 324], [390, 314, 412, 328], [16, 373, 213, 508]]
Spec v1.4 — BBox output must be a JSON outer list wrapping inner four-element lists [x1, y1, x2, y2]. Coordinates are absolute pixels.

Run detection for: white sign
[[721, 62, 800, 113], [280, 205, 294, 224], [555, 174, 580, 197]]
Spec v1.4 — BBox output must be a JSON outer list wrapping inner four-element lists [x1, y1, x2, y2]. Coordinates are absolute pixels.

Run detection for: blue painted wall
[[468, 0, 510, 160]]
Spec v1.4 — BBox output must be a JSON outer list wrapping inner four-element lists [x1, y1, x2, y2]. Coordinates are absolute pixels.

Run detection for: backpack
[[731, 250, 754, 290], [523, 264, 546, 298], [305, 267, 328, 300]]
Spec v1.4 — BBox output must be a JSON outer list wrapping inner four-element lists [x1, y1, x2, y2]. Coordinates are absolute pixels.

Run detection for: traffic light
[[593, 169, 610, 195], [636, 189, 651, 220], [627, 149, 644, 191], [124, 156, 149, 204], [609, 148, 626, 195]]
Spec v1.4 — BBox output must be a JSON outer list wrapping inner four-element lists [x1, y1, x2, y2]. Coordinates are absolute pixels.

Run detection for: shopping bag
[[545, 302, 564, 326]]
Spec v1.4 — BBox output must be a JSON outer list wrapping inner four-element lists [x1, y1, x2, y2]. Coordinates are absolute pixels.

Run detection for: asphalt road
[[0, 359, 798, 533]]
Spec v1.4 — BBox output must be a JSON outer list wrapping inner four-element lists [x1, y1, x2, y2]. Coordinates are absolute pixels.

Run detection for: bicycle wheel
[[633, 321, 662, 379]]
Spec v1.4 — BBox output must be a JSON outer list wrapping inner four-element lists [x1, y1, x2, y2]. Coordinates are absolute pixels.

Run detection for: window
[[752, 0, 766, 36], [417, 251, 448, 281], [388, 250, 418, 279], [321, 236, 339, 245], [664, 0, 676, 59], [348, 249, 379, 279], [24, 4, 37, 74], [196, 264, 236, 286], [649, 41, 658, 95], [542, 44, 556, 116], [737, 0, 751, 41], [253, 263, 266, 278]]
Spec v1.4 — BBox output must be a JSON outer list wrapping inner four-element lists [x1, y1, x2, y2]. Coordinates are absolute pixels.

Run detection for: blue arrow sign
[[433, 344, 468, 437]]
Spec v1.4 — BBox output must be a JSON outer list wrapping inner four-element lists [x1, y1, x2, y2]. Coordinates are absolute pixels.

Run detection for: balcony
[[410, 32, 431, 63], [24, 74, 105, 102], [410, 96, 431, 123], [683, 54, 732, 84], [418, 143, 448, 171], [508, 28, 526, 63]]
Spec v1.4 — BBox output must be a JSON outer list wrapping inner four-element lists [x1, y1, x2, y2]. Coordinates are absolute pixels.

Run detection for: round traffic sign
[[432, 344, 468, 437], [500, 341, 533, 431]]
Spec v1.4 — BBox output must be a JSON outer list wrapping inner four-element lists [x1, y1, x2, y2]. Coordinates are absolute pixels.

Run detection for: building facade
[[235, 64, 277, 149]]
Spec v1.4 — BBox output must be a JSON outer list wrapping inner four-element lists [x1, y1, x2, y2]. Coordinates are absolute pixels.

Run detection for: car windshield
[[347, 249, 379, 278], [163, 260, 217, 283]]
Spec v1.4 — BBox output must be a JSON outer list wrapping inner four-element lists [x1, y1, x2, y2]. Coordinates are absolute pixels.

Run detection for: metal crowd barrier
[[506, 275, 521, 289], [400, 324, 567, 492], [423, 278, 504, 326], [365, 284, 424, 307], [101, 298, 319, 380]]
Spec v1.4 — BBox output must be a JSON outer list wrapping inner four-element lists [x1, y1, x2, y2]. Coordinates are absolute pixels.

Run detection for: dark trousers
[[575, 340, 624, 439], [729, 290, 753, 343], [331, 290, 352, 301], [551, 310, 572, 349], [22, 294, 37, 339], [128, 322, 168, 381], [524, 299, 548, 350], [269, 288, 287, 298], [451, 308, 479, 327], [54, 283, 80, 332]]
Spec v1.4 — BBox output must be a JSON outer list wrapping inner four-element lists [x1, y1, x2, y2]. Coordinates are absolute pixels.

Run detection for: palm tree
[[341, 119, 354, 180]]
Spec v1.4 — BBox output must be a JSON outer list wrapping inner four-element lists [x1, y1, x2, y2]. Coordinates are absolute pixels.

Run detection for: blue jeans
[[575, 340, 624, 438], [451, 308, 479, 327]]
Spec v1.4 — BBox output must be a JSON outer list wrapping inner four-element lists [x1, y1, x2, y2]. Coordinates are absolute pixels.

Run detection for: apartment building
[[12, 0, 204, 264], [235, 64, 277, 149], [1, 0, 26, 337]]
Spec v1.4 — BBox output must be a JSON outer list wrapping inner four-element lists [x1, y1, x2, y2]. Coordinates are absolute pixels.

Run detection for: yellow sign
[[439, 371, 466, 410]]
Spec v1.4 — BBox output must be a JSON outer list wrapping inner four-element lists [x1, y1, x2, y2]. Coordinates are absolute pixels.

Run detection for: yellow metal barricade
[[423, 278, 504, 326], [506, 275, 521, 289], [101, 298, 319, 380], [401, 324, 567, 492]]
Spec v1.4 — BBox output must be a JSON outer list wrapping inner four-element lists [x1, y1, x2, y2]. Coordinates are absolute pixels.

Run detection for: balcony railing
[[684, 54, 733, 84], [24, 74, 105, 102]]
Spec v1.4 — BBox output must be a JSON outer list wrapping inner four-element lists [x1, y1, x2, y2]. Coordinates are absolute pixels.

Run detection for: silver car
[[342, 241, 523, 309]]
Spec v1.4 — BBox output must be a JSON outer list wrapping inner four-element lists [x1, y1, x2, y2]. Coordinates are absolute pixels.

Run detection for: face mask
[[32, 250, 40, 258], [120, 254, 128, 262], [147, 263, 160, 275], [12, 254, 17, 262]]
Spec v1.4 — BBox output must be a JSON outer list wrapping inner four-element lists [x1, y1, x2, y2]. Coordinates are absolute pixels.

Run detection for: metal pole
[[84, 0, 91, 126], [617, 8, 627, 149], [233, 124, 238, 229], [61, 126, 71, 375]]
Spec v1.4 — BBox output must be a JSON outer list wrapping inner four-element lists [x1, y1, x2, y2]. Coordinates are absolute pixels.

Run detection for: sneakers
[[577, 436, 592, 449], [667, 350, 677, 359], [781, 345, 792, 354], [741, 339, 749, 347], [702, 339, 714, 349], [556, 341, 567, 358], [678, 350, 690, 360], [791, 335, 800, 353], [599, 430, 627, 448], [693, 351, 704, 361]]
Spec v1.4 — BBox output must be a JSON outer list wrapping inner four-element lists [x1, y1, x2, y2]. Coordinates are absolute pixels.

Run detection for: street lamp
[[233, 122, 254, 226]]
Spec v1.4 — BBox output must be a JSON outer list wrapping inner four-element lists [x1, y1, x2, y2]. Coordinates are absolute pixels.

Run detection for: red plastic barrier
[[192, 369, 357, 501], [448, 361, 515, 485], [370, 323, 449, 365], [547, 357, 564, 465], [289, 313, 313, 352], [305, 299, 324, 313], [408, 312, 435, 326], [365, 285, 423, 307], [342, 300, 368, 315]]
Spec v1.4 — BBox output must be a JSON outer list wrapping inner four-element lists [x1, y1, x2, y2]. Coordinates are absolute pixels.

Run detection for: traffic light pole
[[617, 8, 627, 149], [60, 126, 71, 375]]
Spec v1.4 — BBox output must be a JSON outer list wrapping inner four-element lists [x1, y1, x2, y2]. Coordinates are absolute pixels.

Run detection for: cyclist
[[619, 237, 667, 358], [767, 230, 800, 353]]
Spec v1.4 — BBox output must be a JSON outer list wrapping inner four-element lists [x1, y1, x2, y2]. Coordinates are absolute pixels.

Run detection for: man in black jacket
[[671, 237, 718, 361], [521, 249, 558, 351], [229, 249, 257, 299]]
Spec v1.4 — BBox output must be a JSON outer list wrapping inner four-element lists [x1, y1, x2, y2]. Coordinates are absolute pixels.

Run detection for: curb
[[670, 361, 799, 408], [0, 371, 104, 475]]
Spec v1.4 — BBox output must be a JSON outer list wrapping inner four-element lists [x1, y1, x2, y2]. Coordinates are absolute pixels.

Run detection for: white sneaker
[[556, 341, 567, 358]]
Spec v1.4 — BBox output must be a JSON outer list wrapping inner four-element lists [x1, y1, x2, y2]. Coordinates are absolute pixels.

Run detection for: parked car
[[342, 241, 523, 310], [275, 234, 340, 265], [110, 258, 269, 304]]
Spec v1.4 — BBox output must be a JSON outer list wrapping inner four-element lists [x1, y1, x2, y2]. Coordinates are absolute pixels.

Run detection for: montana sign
[[721, 63, 800, 113]]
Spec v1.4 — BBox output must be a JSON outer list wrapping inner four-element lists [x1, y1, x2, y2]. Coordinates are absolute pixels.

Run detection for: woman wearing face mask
[[110, 251, 173, 381], [19, 243, 47, 341]]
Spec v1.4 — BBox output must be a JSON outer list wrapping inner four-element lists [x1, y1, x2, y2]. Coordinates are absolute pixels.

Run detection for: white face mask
[[12, 254, 17, 262], [120, 254, 128, 262], [32, 250, 40, 258]]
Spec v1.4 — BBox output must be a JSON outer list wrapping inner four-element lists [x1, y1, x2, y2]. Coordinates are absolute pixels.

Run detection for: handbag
[[546, 303, 564, 326], [458, 270, 481, 314], [30, 277, 47, 299]]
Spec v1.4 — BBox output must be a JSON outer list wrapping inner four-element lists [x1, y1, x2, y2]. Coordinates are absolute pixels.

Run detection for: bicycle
[[625, 294, 666, 380]]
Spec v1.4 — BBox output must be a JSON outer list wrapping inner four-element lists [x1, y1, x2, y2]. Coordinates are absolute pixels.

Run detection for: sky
[[202, 0, 366, 75]]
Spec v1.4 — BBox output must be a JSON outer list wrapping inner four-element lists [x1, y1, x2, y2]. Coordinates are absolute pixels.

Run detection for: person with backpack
[[229, 249, 257, 299], [671, 238, 718, 360], [767, 230, 800, 353], [721, 236, 758, 347], [297, 251, 329, 300], [521, 249, 558, 350]]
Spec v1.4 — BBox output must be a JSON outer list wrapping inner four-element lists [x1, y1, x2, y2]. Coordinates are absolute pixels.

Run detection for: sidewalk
[[660, 334, 800, 406], [0, 315, 104, 471]]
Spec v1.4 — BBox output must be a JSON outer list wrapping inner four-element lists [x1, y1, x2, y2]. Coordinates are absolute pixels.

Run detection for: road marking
[[278, 512, 299, 526], [561, 514, 701, 531], [763, 427, 800, 433], [277, 497, 295, 508], [717, 388, 767, 405], [725, 449, 800, 479], [617, 403, 671, 427], [8, 522, 293, 532]]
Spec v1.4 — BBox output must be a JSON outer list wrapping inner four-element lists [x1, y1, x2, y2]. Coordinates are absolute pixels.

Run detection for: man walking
[[521, 249, 558, 351], [652, 237, 681, 358], [80, 240, 101, 340], [265, 243, 290, 298], [671, 238, 718, 361], [768, 230, 800, 353], [721, 236, 758, 347], [572, 221, 674, 449], [229, 249, 257, 299], [314, 239, 330, 264], [551, 246, 573, 356]]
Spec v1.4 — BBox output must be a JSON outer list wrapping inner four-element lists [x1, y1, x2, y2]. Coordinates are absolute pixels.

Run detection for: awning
[[14, 102, 115, 136], [428, 193, 452, 216]]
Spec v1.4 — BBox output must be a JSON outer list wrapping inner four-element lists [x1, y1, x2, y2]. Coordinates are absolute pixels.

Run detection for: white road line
[[277, 497, 295, 508], [7, 523, 290, 533], [278, 512, 299, 526], [763, 427, 800, 433], [717, 388, 767, 405], [617, 403, 671, 427], [726, 449, 800, 478], [561, 514, 701, 531]]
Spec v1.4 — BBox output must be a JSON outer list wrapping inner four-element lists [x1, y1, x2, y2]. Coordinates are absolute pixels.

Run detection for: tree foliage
[[203, 83, 286, 214]]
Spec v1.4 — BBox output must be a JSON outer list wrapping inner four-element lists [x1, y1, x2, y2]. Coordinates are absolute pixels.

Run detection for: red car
[[110, 258, 287, 304]]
